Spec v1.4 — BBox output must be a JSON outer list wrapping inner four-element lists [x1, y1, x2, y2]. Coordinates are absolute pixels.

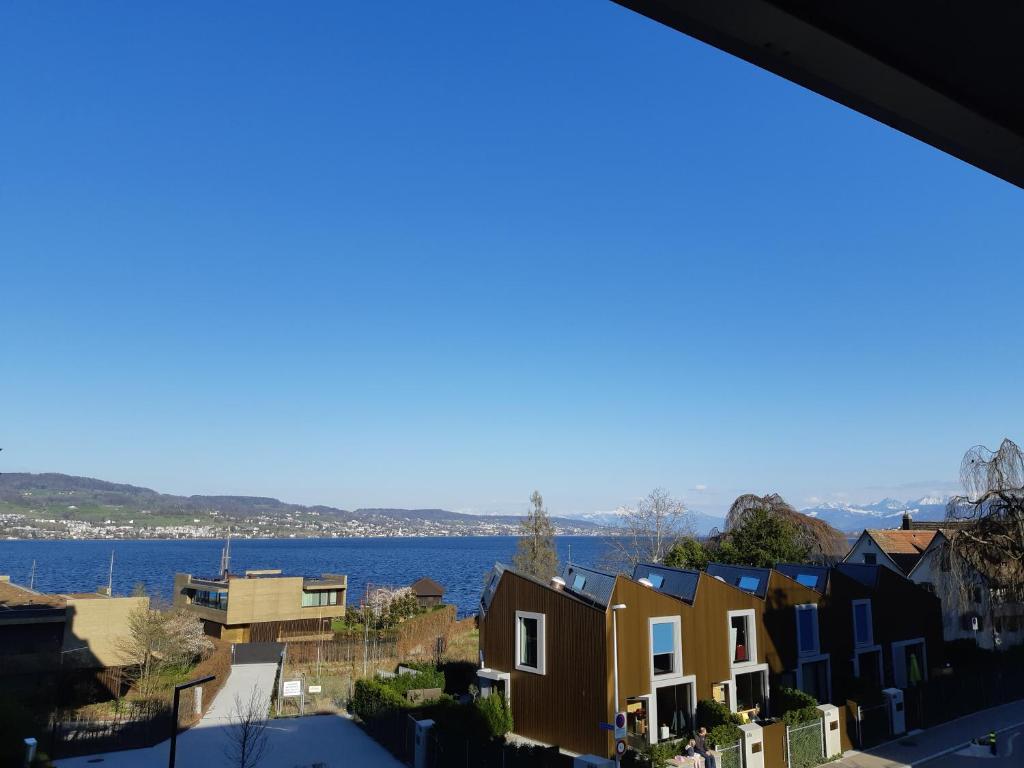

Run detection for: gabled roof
[[563, 563, 616, 608], [633, 563, 700, 604], [862, 529, 937, 574], [410, 577, 445, 596], [706, 563, 770, 598], [775, 563, 829, 593]]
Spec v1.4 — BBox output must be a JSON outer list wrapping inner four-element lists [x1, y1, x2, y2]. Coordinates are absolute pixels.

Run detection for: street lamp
[[168, 675, 215, 768], [611, 603, 627, 767]]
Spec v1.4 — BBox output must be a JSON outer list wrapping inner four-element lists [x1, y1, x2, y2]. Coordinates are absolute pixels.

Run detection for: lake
[[0, 536, 612, 617]]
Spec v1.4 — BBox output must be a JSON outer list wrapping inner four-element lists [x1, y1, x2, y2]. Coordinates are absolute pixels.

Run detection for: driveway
[[56, 661, 404, 768]]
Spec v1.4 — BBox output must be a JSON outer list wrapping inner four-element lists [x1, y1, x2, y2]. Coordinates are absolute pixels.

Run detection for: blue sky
[[2, 2, 1022, 518]]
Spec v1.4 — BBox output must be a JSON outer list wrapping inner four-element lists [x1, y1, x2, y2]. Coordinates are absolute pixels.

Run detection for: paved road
[[197, 662, 278, 726], [833, 699, 1024, 768], [918, 726, 1023, 768]]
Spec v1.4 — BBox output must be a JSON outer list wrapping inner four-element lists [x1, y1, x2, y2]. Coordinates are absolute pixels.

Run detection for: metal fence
[[717, 738, 742, 768], [786, 719, 824, 768]]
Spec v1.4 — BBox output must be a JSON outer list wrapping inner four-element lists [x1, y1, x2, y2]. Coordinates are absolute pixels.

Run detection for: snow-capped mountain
[[564, 509, 726, 536], [800, 496, 951, 533]]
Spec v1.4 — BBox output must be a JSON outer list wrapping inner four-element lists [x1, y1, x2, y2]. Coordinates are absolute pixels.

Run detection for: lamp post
[[611, 603, 627, 767], [168, 675, 215, 768]]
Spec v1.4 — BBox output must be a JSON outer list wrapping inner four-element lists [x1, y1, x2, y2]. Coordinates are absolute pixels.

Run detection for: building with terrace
[[173, 568, 347, 643]]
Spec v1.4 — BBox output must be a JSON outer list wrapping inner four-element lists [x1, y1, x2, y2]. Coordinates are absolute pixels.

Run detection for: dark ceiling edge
[[613, 0, 1024, 189]]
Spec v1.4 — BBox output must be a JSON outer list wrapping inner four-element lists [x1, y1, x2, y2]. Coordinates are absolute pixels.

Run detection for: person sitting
[[684, 739, 705, 768], [695, 727, 718, 768]]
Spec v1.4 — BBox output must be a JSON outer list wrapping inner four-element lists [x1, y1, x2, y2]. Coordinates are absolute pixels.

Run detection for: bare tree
[[608, 488, 691, 570], [513, 490, 559, 581], [118, 606, 212, 697], [946, 438, 1024, 607], [223, 686, 271, 768]]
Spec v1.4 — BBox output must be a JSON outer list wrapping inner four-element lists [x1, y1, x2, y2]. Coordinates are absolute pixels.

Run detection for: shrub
[[777, 687, 820, 725], [351, 678, 408, 721], [696, 699, 741, 730], [475, 694, 513, 738], [709, 722, 743, 749]]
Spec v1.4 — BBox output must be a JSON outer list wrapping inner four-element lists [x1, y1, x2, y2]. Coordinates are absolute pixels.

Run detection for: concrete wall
[[64, 595, 149, 668]]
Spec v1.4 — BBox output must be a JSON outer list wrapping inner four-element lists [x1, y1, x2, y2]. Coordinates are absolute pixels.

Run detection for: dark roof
[[835, 563, 881, 588], [775, 564, 829, 593], [410, 577, 445, 596], [633, 563, 700, 604], [563, 563, 616, 608], [706, 563, 770, 598]]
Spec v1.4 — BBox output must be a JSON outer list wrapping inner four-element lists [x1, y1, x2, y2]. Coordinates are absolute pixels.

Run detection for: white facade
[[909, 534, 1024, 651], [844, 533, 905, 574]]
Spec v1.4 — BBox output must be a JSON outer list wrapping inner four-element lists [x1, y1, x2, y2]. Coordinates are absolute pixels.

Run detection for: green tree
[[717, 507, 809, 567], [513, 491, 559, 581], [664, 537, 710, 570]]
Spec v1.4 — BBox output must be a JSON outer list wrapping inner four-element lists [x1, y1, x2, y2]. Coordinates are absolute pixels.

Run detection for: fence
[[717, 738, 742, 768], [855, 703, 890, 749], [48, 701, 173, 758], [786, 718, 824, 768]]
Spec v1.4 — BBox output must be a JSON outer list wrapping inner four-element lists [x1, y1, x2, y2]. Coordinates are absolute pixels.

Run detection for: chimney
[[550, 576, 566, 591], [902, 511, 913, 530]]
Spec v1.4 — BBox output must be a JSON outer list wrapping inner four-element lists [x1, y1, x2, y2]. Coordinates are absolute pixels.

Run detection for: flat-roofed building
[[173, 569, 347, 643]]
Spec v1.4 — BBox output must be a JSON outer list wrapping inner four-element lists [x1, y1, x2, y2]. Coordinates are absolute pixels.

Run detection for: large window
[[192, 589, 228, 610], [655, 682, 694, 741], [734, 669, 767, 714], [729, 610, 756, 665], [650, 617, 681, 678], [796, 604, 820, 656], [853, 600, 873, 647], [515, 610, 546, 674], [799, 658, 830, 703], [301, 589, 339, 607]]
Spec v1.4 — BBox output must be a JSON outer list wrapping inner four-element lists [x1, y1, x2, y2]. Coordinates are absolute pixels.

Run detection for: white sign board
[[308, 685, 322, 694], [282, 680, 302, 697]]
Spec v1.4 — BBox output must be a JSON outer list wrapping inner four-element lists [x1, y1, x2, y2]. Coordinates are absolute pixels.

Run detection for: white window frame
[[852, 599, 874, 648], [727, 609, 758, 668], [514, 610, 546, 675], [649, 674, 698, 744], [795, 604, 820, 657], [477, 668, 511, 705], [795, 654, 832, 703], [649, 615, 684, 681], [728, 663, 770, 715], [891, 637, 928, 688], [852, 645, 884, 685]]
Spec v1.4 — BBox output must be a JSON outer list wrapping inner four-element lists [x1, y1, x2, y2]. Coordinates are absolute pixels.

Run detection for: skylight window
[[796, 574, 818, 589], [572, 574, 587, 591], [738, 576, 760, 592], [648, 573, 665, 589]]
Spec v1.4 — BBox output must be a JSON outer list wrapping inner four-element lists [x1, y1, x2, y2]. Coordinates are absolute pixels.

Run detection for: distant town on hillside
[[0, 472, 950, 541]]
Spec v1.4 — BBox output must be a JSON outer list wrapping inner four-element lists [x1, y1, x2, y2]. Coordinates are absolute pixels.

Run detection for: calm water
[[0, 536, 610, 617]]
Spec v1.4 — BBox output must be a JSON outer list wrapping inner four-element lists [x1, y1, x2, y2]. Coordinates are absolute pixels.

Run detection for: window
[[799, 658, 830, 703], [734, 669, 767, 714], [863, 553, 877, 565], [853, 600, 873, 647], [192, 590, 228, 610], [302, 590, 339, 607], [738, 576, 760, 592], [728, 610, 757, 665], [572, 574, 587, 591], [795, 574, 818, 589], [648, 573, 665, 589], [796, 605, 819, 656], [650, 618, 681, 677], [655, 682, 694, 741], [515, 611, 546, 674]]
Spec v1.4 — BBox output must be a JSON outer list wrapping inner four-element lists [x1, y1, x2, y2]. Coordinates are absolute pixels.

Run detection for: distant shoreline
[[1, 532, 612, 543]]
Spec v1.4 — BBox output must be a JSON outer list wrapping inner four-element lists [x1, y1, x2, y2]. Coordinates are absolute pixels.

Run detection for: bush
[[709, 723, 743, 749], [388, 665, 445, 696], [351, 678, 408, 721], [696, 699, 741, 730], [475, 694, 513, 738], [777, 687, 820, 725]]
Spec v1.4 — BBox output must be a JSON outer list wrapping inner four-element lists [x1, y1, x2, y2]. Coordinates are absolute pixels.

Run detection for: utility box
[[882, 688, 906, 735], [817, 703, 841, 757], [413, 719, 435, 768], [740, 722, 764, 768], [574, 756, 615, 768]]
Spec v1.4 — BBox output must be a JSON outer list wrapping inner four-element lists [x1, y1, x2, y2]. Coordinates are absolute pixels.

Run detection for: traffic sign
[[614, 711, 627, 740], [615, 738, 627, 756], [599, 722, 614, 732]]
